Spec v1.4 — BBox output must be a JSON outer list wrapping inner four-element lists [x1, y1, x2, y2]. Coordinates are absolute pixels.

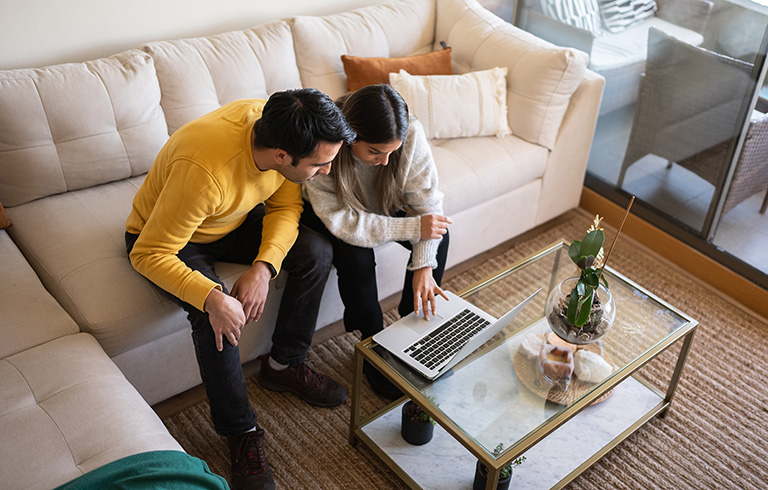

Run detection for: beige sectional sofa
[[0, 230, 183, 489], [0, 0, 602, 486]]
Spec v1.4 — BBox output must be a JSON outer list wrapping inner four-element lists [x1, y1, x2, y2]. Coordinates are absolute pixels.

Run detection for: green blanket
[[55, 450, 229, 489]]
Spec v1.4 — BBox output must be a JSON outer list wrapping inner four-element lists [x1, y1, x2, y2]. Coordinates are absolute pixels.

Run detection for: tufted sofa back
[[0, 51, 167, 207], [141, 20, 302, 135], [291, 0, 436, 100]]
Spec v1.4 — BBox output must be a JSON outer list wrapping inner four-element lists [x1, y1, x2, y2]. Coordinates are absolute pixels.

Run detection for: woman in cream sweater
[[303, 84, 451, 398]]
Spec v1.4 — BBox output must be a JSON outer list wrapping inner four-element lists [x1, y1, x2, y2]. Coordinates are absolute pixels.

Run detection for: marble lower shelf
[[360, 376, 663, 490]]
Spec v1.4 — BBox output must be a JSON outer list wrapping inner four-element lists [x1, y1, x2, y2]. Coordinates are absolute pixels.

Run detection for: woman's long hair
[[333, 84, 409, 216]]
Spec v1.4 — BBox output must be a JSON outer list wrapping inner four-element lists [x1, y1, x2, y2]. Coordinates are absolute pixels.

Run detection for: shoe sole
[[231, 481, 275, 490], [231, 478, 275, 490], [258, 376, 347, 408]]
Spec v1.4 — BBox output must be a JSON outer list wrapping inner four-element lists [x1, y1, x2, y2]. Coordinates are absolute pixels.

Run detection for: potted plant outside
[[473, 443, 525, 490], [546, 215, 616, 344], [400, 397, 437, 445]]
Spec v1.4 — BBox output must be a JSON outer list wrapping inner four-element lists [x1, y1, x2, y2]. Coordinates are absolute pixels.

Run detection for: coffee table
[[349, 241, 698, 490]]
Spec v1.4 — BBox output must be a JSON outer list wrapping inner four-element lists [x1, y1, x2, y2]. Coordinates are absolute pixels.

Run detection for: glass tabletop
[[366, 241, 695, 461]]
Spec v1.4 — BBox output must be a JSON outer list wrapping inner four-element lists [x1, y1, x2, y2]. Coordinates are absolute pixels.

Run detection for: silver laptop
[[373, 288, 541, 380]]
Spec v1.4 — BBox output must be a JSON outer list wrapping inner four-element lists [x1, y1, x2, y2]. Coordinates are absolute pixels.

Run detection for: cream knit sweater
[[304, 120, 444, 270]]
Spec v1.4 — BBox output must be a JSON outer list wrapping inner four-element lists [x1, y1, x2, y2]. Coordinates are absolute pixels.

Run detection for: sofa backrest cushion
[[142, 20, 302, 135], [436, 0, 589, 150], [291, 0, 436, 101], [0, 50, 168, 207]]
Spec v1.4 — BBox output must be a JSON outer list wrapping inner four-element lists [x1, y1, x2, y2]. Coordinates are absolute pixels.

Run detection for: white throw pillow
[[598, 0, 657, 34], [540, 0, 603, 37], [389, 67, 511, 139]]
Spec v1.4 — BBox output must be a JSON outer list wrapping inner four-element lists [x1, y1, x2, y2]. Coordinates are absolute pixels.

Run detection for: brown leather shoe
[[227, 427, 275, 490], [258, 356, 347, 407]]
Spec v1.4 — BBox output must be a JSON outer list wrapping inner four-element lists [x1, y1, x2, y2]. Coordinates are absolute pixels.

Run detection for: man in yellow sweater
[[125, 89, 355, 490]]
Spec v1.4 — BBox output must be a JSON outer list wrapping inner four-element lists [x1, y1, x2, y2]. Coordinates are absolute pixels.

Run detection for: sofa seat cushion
[[142, 20, 302, 135], [291, 0, 436, 100], [430, 134, 548, 216], [0, 50, 168, 207], [590, 16, 704, 71], [0, 333, 182, 490], [0, 231, 79, 359], [5, 176, 188, 357]]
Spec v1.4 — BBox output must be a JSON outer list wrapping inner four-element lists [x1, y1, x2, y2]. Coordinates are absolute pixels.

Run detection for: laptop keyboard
[[403, 309, 491, 370]]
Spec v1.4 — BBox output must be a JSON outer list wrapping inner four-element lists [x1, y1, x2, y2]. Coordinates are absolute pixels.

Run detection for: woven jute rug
[[161, 208, 768, 489]]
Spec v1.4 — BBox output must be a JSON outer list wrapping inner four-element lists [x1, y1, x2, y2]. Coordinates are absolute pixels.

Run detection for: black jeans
[[301, 201, 450, 339], [126, 204, 332, 436]]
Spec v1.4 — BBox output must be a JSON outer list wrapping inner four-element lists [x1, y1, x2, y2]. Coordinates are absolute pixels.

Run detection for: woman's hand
[[412, 267, 449, 320], [420, 214, 452, 240]]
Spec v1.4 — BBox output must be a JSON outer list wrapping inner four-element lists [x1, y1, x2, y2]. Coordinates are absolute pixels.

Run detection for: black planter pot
[[472, 461, 512, 490], [400, 402, 434, 445]]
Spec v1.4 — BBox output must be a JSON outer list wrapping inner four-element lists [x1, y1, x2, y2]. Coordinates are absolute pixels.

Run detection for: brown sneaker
[[258, 356, 347, 407], [227, 427, 275, 490]]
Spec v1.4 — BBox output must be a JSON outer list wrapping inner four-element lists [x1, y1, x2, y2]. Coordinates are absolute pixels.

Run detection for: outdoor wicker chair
[[618, 28, 768, 216]]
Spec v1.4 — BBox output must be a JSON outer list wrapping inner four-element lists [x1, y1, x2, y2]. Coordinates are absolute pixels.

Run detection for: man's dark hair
[[253, 88, 356, 163]]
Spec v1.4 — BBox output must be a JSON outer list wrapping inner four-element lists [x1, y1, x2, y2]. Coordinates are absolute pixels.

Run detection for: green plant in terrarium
[[566, 216, 610, 328]]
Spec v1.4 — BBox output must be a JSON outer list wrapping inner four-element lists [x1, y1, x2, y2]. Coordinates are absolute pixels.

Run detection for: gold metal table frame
[[349, 241, 698, 490]]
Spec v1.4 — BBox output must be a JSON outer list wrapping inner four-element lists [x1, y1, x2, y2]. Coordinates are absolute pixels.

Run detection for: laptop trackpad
[[402, 312, 445, 336]]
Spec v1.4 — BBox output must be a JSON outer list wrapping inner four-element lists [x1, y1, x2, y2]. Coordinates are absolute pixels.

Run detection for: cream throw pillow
[[389, 67, 511, 139]]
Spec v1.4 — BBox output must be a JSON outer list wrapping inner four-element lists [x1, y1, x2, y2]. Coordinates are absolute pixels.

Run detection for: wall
[[0, 0, 383, 70]]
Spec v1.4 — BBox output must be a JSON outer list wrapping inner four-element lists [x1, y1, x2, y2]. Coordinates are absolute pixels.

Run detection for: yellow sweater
[[126, 99, 303, 312]]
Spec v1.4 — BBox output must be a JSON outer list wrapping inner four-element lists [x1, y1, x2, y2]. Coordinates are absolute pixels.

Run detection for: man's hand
[[412, 267, 449, 321], [204, 289, 247, 352], [231, 261, 272, 324], [420, 214, 452, 240]]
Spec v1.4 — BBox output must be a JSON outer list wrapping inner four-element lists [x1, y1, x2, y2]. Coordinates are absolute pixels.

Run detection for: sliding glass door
[[503, 0, 768, 285]]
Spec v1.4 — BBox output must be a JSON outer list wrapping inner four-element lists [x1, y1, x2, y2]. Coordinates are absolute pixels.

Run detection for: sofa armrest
[[436, 0, 589, 150], [657, 0, 713, 33], [519, 8, 596, 56], [536, 69, 605, 224]]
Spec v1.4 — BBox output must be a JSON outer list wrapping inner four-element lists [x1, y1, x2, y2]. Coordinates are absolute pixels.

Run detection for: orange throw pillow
[[341, 47, 452, 92], [0, 202, 11, 229]]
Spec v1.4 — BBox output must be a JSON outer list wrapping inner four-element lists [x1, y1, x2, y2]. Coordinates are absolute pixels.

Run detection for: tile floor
[[587, 104, 768, 276]]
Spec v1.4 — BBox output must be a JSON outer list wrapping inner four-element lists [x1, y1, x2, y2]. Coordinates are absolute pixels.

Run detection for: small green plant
[[494, 443, 526, 479], [403, 396, 438, 426], [566, 216, 610, 327], [478, 443, 526, 480]]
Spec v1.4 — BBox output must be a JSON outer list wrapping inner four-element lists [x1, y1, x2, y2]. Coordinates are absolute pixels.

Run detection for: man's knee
[[287, 227, 333, 273]]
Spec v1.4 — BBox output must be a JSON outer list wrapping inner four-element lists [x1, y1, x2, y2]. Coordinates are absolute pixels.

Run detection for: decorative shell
[[519, 334, 544, 359], [574, 350, 612, 383]]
